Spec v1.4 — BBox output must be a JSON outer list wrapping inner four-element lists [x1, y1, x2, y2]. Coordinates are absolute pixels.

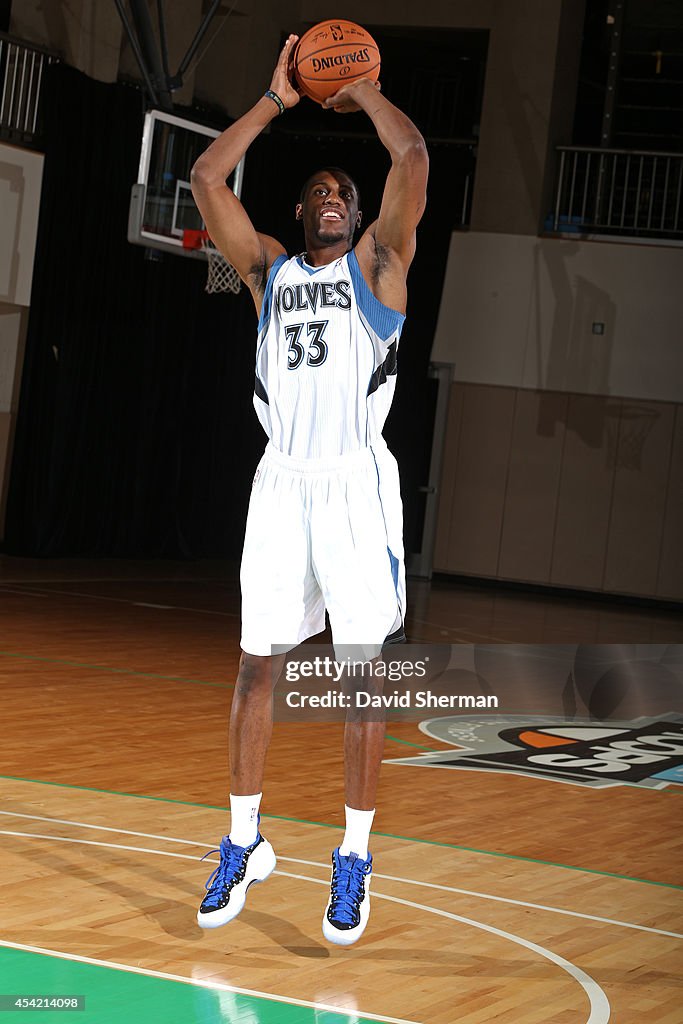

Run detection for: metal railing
[[0, 33, 58, 144], [550, 145, 683, 240]]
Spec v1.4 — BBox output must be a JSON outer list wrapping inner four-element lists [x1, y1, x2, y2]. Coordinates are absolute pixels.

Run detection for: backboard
[[127, 109, 244, 260]]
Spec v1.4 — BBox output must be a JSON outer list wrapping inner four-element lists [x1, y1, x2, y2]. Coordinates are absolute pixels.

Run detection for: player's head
[[296, 167, 362, 248]]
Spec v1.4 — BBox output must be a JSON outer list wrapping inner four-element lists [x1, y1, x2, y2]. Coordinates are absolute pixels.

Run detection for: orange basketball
[[293, 20, 380, 104]]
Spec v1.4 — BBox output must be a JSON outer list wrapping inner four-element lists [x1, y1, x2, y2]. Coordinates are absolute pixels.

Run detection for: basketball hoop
[[604, 404, 659, 471], [182, 229, 242, 295]]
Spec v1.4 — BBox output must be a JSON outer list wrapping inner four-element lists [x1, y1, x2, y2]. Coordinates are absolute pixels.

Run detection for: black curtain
[[5, 63, 455, 558], [5, 63, 265, 557]]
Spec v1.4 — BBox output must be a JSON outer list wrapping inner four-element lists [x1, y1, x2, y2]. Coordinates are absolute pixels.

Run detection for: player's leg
[[337, 438, 405, 863], [343, 671, 386, 814], [320, 446, 405, 813], [197, 652, 283, 929], [311, 450, 403, 945], [317, 660, 385, 946], [229, 651, 284, 798], [198, 447, 324, 929]]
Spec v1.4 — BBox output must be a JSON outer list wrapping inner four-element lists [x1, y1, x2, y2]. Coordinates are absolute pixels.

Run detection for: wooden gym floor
[[1, 555, 682, 1024]]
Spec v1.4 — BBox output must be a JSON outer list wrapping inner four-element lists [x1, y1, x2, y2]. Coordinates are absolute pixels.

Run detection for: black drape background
[[5, 62, 455, 558]]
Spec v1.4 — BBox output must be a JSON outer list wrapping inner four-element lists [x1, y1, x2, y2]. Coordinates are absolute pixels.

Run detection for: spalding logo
[[311, 49, 371, 73]]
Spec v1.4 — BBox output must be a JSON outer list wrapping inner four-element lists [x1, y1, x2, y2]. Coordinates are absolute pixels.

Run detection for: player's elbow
[[190, 157, 213, 192], [397, 138, 429, 176], [191, 155, 228, 194], [410, 137, 429, 166]]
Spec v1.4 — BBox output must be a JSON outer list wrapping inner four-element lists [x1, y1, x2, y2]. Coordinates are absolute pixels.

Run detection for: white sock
[[228, 792, 262, 848], [339, 805, 375, 861]]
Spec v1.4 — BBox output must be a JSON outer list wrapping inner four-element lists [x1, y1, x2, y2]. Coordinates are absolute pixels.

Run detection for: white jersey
[[253, 250, 405, 458]]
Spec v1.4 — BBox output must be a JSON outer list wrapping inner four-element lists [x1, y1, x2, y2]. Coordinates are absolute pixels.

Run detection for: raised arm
[[325, 80, 428, 298], [190, 34, 300, 308]]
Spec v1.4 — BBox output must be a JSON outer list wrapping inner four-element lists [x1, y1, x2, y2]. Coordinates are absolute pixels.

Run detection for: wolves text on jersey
[[275, 280, 352, 315]]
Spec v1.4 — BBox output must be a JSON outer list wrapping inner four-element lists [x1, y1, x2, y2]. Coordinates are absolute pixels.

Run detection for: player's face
[[296, 172, 361, 246]]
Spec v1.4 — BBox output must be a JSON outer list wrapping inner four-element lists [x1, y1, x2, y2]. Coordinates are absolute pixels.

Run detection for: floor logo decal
[[385, 715, 683, 789]]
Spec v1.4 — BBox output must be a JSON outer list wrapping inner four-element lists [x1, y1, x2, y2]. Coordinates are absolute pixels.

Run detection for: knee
[[236, 652, 276, 697]]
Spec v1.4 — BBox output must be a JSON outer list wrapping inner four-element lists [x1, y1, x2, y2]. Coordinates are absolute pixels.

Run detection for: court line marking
[[285, 872, 611, 1024], [0, 940, 416, 1024], [408, 616, 511, 643], [0, 583, 238, 618], [0, 581, 534, 643], [0, 578, 520, 648], [4, 577, 680, 647], [0, 581, 507, 642], [2, 816, 681, 939], [3, 776, 681, 886], [0, 651, 232, 689], [0, 585, 548, 641], [280, 859, 683, 939], [384, 735, 441, 750], [0, 577, 232, 584], [0, 587, 50, 597], [0, 832, 611, 1024]]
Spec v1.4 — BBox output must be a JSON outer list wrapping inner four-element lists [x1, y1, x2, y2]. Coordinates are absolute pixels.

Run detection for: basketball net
[[182, 230, 242, 295], [604, 405, 658, 471]]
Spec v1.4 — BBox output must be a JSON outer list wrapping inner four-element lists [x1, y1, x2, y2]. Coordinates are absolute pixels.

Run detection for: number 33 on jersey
[[254, 250, 405, 459]]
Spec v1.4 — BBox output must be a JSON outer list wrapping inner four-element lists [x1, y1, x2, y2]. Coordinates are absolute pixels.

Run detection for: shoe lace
[[200, 841, 248, 908], [329, 853, 370, 925]]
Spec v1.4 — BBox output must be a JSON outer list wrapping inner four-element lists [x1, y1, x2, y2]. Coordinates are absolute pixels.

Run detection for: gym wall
[[431, 233, 683, 600]]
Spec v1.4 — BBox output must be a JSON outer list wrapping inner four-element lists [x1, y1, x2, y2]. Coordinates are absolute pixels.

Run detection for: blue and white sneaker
[[322, 848, 373, 946], [197, 832, 276, 929]]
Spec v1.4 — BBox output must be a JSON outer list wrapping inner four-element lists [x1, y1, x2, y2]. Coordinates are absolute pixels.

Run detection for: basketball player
[[191, 33, 428, 945]]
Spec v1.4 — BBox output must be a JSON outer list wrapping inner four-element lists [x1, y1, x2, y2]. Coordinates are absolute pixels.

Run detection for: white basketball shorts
[[240, 440, 405, 657]]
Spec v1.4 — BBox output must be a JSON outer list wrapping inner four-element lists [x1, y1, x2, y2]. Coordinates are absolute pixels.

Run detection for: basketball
[[293, 20, 380, 104]]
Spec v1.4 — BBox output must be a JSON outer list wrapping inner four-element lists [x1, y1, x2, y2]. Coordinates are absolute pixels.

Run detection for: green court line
[[0, 650, 232, 689], [384, 735, 440, 751], [2, 773, 681, 890], [0, 946, 378, 1024], [265, 813, 683, 890]]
